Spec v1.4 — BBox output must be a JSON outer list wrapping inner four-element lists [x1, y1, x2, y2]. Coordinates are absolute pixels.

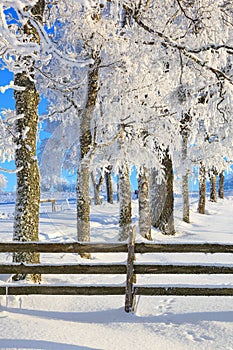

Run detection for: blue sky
[[0, 69, 14, 107]]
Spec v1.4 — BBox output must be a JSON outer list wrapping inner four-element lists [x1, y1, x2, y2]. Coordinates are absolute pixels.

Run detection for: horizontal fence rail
[[0, 286, 233, 297], [0, 228, 233, 312], [0, 242, 233, 253], [0, 285, 126, 296], [0, 263, 127, 274], [0, 263, 233, 275], [134, 286, 233, 296], [40, 198, 56, 212], [0, 242, 128, 253], [134, 264, 233, 274]]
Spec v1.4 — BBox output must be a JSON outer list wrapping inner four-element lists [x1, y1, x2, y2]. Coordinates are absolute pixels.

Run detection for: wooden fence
[[0, 227, 233, 312], [40, 198, 56, 212]]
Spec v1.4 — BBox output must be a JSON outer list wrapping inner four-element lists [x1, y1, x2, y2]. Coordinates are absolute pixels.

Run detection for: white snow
[[0, 194, 233, 350]]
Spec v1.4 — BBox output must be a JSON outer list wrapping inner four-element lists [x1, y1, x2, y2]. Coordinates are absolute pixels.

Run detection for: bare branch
[[0, 166, 22, 174]]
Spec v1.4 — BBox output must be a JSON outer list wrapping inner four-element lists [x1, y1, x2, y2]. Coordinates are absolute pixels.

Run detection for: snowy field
[[0, 194, 233, 350]]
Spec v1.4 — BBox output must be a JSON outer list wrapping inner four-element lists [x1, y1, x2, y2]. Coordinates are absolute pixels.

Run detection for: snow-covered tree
[[1, 0, 92, 275], [15, 0, 233, 240], [11, 0, 46, 283]]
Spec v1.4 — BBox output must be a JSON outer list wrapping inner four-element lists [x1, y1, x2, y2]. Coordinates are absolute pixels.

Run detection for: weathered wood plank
[[40, 198, 56, 212], [134, 243, 233, 254], [0, 263, 127, 274], [0, 242, 232, 254], [0, 242, 128, 253], [134, 265, 233, 274], [135, 286, 233, 296], [0, 285, 126, 295], [125, 225, 136, 312], [40, 199, 56, 203], [1, 263, 232, 275], [1, 285, 232, 297]]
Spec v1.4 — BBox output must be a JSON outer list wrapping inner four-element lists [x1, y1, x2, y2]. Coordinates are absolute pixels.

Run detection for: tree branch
[[176, 0, 197, 23], [0, 166, 22, 173], [123, 3, 233, 84]]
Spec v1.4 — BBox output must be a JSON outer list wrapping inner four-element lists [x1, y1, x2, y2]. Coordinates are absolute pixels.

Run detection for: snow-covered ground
[[0, 194, 233, 350]]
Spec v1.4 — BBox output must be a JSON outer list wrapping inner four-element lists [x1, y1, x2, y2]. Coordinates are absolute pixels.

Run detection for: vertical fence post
[[52, 200, 56, 212], [125, 225, 136, 313]]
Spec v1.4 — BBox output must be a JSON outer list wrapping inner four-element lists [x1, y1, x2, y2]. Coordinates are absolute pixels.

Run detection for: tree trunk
[[116, 177, 120, 202], [105, 165, 113, 204], [77, 52, 100, 257], [151, 149, 175, 235], [218, 171, 224, 199], [182, 136, 190, 223], [180, 112, 192, 223], [209, 170, 217, 203], [13, 0, 45, 283], [138, 167, 152, 240], [77, 156, 91, 242], [198, 164, 206, 214], [90, 171, 104, 205], [118, 162, 132, 241]]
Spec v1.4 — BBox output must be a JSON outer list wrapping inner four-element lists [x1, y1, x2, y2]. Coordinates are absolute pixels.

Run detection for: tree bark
[[198, 164, 206, 214], [209, 170, 217, 203], [182, 136, 190, 223], [138, 167, 152, 240], [180, 112, 192, 223], [90, 171, 104, 205], [13, 0, 45, 283], [151, 149, 175, 235], [118, 162, 132, 241], [77, 52, 100, 257], [218, 171, 224, 199], [105, 165, 114, 204]]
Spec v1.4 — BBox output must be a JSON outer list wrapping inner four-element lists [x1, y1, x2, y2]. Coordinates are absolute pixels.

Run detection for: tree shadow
[[0, 339, 101, 350], [2, 305, 233, 325]]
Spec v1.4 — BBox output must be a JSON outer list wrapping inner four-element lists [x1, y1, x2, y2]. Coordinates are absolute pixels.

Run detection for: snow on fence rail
[[40, 198, 56, 212], [0, 227, 233, 312]]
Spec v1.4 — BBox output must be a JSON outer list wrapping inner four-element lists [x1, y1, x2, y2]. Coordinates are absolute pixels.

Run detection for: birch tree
[[218, 171, 224, 199], [77, 50, 101, 253], [90, 171, 104, 205], [180, 112, 192, 223], [12, 0, 45, 282], [138, 166, 152, 240], [105, 165, 113, 204], [198, 163, 206, 214], [118, 161, 132, 241], [151, 149, 175, 235], [209, 168, 218, 202]]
